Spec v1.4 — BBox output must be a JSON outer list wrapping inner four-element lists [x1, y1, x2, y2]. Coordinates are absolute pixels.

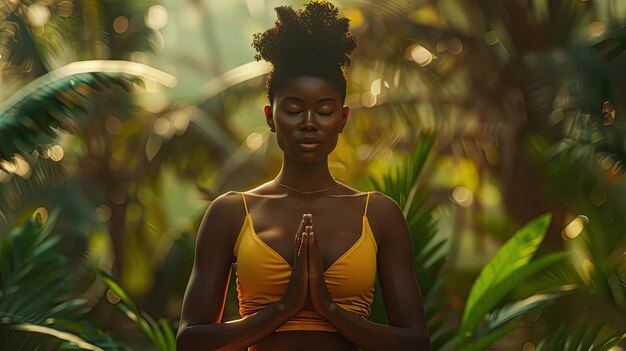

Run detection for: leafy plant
[[98, 269, 176, 351], [0, 207, 123, 350], [456, 213, 568, 350], [368, 132, 456, 350], [366, 134, 574, 350], [536, 320, 626, 351], [0, 60, 178, 164]]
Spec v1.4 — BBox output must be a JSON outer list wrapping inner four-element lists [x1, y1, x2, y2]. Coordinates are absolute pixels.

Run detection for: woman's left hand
[[306, 222, 336, 318]]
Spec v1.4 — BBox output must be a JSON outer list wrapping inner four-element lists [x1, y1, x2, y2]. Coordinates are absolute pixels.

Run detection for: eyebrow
[[282, 96, 337, 103]]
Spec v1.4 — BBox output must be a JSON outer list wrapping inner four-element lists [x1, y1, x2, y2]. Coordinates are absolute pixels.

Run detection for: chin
[[284, 149, 331, 163]]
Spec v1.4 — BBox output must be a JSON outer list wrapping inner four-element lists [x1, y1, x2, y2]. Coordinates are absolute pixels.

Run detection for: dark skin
[[176, 76, 430, 351]]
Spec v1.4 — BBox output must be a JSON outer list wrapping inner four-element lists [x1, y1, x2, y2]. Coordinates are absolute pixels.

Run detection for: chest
[[241, 195, 373, 272]]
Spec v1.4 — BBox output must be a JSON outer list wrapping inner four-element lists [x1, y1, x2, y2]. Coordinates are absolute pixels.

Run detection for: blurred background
[[0, 0, 625, 350]]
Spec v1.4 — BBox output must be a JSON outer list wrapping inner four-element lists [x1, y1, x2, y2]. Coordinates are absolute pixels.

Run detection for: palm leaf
[[457, 213, 568, 348], [460, 323, 518, 351], [11, 323, 105, 351], [0, 208, 124, 350], [484, 293, 560, 332], [536, 320, 626, 351], [97, 269, 176, 351], [368, 132, 454, 348], [0, 60, 176, 165]]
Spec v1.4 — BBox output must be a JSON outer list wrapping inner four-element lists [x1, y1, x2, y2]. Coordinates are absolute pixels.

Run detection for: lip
[[297, 142, 321, 151], [297, 137, 321, 143]]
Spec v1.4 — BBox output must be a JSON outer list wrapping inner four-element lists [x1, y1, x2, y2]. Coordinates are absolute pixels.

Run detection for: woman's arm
[[176, 192, 309, 351], [309, 192, 430, 351]]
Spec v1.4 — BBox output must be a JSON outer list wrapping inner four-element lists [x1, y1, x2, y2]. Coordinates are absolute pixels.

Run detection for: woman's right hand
[[280, 214, 311, 316]]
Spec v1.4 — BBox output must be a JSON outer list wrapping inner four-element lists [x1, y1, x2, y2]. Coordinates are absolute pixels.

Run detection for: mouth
[[296, 141, 321, 151]]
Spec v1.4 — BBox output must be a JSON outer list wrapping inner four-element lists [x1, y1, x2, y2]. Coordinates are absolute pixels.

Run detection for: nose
[[300, 110, 318, 131]]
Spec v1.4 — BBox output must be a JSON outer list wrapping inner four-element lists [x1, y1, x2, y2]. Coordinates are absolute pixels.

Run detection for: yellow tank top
[[233, 191, 378, 332]]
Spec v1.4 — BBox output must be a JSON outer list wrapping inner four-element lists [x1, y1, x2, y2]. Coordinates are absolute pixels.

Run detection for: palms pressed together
[[283, 214, 336, 318]]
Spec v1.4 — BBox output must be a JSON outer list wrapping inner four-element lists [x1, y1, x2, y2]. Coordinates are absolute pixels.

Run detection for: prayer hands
[[281, 214, 311, 315], [305, 215, 336, 317], [281, 214, 335, 317]]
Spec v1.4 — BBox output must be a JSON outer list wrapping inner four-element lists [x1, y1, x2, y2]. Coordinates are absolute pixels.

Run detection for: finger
[[309, 231, 323, 273], [304, 213, 313, 227], [293, 231, 302, 262], [298, 232, 307, 257], [304, 226, 313, 266], [299, 232, 309, 272], [295, 216, 306, 241]]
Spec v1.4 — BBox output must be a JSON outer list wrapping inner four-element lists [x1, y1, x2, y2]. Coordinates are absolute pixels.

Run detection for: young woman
[[176, 2, 429, 350]]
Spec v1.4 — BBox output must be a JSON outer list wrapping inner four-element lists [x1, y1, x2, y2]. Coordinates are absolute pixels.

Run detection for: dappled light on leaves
[[1, 1, 625, 349]]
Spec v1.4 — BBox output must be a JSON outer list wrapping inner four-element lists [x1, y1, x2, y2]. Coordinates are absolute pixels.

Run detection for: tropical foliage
[[368, 132, 455, 350], [535, 321, 626, 351], [1, 0, 625, 349], [456, 213, 566, 350], [0, 208, 123, 350], [98, 270, 176, 351]]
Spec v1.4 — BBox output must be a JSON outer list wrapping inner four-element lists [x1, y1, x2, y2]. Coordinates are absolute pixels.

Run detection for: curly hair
[[251, 1, 357, 104]]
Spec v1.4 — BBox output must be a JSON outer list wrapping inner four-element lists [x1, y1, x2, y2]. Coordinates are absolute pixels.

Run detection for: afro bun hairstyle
[[251, 1, 358, 103], [252, 1, 357, 68]]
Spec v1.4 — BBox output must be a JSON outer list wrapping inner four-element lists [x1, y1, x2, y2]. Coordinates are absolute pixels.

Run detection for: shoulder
[[366, 191, 408, 244], [196, 191, 247, 251], [204, 191, 246, 219], [367, 191, 403, 218]]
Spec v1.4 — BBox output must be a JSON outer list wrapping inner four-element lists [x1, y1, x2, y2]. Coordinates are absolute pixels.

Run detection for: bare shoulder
[[196, 191, 247, 254], [203, 191, 245, 222], [366, 191, 408, 243], [367, 191, 403, 217]]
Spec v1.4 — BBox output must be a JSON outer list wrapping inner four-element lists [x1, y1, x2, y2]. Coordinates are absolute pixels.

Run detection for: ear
[[265, 105, 275, 132], [339, 106, 349, 133]]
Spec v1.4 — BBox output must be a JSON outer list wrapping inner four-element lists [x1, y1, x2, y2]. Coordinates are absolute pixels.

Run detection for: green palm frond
[[0, 60, 177, 166], [367, 132, 455, 349], [457, 213, 568, 350], [0, 157, 65, 226], [536, 320, 626, 351], [98, 269, 176, 351], [0, 60, 178, 224], [528, 134, 626, 304], [524, 23, 626, 173], [0, 208, 124, 350]]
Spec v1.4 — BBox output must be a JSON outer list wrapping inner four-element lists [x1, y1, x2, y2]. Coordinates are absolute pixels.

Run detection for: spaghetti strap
[[364, 191, 370, 216], [241, 192, 249, 215]]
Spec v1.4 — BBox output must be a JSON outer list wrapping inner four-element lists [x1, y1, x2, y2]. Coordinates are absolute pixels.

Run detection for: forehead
[[274, 76, 341, 103]]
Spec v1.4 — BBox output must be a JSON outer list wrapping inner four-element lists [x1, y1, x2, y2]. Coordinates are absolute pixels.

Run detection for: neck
[[275, 155, 336, 192]]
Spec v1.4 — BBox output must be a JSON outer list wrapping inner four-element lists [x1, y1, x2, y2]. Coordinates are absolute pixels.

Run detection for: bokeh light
[[113, 16, 129, 34], [145, 5, 168, 30], [407, 44, 435, 66]]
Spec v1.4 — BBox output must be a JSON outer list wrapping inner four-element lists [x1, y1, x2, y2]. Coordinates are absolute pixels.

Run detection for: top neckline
[[244, 213, 372, 274]]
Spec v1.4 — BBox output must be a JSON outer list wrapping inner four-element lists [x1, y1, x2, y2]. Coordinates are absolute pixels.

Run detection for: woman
[[176, 2, 429, 350]]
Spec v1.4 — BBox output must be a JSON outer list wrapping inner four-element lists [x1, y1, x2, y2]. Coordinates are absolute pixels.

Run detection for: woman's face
[[265, 76, 349, 162]]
